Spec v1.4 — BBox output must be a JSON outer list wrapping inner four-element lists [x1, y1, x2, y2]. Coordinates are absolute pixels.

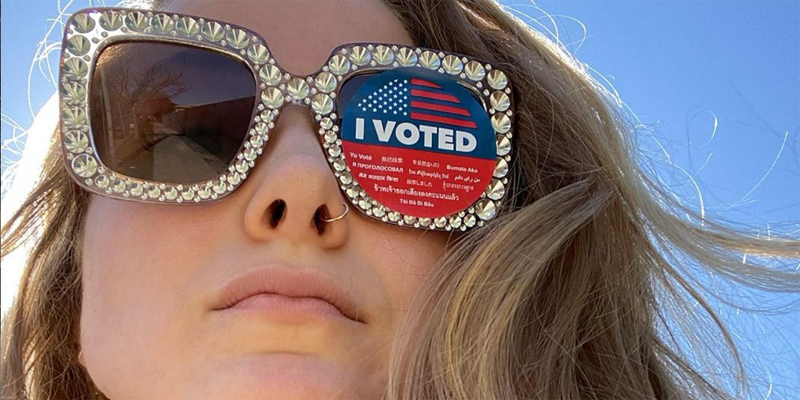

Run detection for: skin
[[78, 1, 454, 398]]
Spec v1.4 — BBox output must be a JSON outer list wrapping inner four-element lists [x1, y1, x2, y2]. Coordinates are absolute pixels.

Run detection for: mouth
[[212, 265, 366, 324]]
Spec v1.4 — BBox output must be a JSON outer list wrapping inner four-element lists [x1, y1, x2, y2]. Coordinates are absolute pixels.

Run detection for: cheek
[[79, 197, 212, 396]]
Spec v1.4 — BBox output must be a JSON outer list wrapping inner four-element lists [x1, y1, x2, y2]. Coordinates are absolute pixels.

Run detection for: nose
[[241, 104, 348, 248]]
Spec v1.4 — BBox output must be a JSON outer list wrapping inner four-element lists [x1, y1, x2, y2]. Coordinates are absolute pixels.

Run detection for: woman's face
[[79, 1, 453, 398]]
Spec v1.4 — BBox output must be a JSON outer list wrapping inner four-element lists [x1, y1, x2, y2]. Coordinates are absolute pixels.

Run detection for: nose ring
[[320, 202, 349, 223]]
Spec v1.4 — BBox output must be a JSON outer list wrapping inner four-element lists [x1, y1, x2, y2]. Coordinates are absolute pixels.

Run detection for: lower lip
[[223, 293, 351, 321]]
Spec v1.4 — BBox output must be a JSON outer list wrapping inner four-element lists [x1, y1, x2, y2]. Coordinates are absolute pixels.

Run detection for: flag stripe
[[410, 100, 470, 116], [410, 78, 442, 89], [410, 89, 460, 103], [410, 112, 477, 128]]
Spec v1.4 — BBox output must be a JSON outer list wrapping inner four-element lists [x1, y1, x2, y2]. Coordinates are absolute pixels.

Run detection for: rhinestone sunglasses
[[58, 7, 514, 232]]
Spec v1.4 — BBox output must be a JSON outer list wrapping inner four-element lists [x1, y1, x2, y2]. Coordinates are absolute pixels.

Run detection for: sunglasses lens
[[338, 67, 498, 220], [89, 41, 256, 184]]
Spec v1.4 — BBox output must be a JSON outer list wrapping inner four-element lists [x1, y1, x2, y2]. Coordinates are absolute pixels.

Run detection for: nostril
[[266, 199, 286, 228], [313, 205, 328, 235]]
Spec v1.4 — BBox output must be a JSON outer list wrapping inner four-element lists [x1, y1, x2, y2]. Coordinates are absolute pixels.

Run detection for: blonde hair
[[2, 0, 799, 399]]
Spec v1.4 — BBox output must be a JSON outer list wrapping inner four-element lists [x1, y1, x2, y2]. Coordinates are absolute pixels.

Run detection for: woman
[[2, 0, 798, 399]]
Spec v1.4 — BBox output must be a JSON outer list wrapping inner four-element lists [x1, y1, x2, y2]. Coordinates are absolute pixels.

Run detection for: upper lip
[[211, 264, 365, 324]]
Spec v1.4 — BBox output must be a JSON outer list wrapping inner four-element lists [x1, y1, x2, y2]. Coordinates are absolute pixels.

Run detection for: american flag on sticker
[[356, 77, 477, 129]]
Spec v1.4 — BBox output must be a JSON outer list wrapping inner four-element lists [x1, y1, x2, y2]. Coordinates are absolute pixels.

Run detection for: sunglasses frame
[[58, 7, 514, 232]]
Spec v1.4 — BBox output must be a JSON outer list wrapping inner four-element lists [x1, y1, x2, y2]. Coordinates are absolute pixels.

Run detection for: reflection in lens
[[89, 41, 256, 184]]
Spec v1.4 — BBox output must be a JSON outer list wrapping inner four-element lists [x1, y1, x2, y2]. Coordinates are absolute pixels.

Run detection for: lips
[[211, 264, 365, 324]]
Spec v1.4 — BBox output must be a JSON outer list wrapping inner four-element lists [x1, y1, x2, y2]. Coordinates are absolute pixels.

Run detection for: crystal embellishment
[[490, 91, 510, 112], [287, 78, 310, 100], [487, 70, 508, 90], [226, 29, 250, 49], [442, 55, 464, 75], [348, 46, 371, 66], [99, 11, 123, 31], [328, 55, 350, 75], [72, 13, 96, 33], [66, 35, 91, 56], [72, 154, 98, 178], [396, 48, 417, 67], [418, 51, 441, 69], [124, 11, 148, 32], [491, 113, 511, 134], [475, 199, 497, 220], [176, 17, 199, 37], [314, 72, 337, 93], [373, 45, 394, 65]]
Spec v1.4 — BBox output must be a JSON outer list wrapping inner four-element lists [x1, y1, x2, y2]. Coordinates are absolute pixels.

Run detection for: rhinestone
[[388, 211, 401, 222], [146, 185, 161, 199], [442, 55, 464, 75], [348, 46, 371, 66], [490, 91, 510, 112], [62, 107, 86, 127], [463, 214, 477, 228], [346, 187, 359, 198], [339, 172, 352, 185], [124, 11, 148, 31], [226, 28, 249, 49], [176, 17, 199, 36], [418, 51, 440, 69], [496, 135, 511, 156], [71, 154, 97, 178], [493, 158, 508, 178], [99, 11, 123, 30], [396, 47, 417, 67], [449, 216, 462, 229], [314, 72, 337, 93], [259, 65, 282, 86], [64, 130, 89, 153], [228, 172, 241, 185], [491, 113, 511, 134], [372, 205, 386, 218], [150, 14, 174, 33], [110, 178, 125, 193], [72, 13, 96, 33], [247, 44, 269, 64], [243, 147, 258, 161], [253, 122, 269, 136], [487, 70, 508, 90], [372, 45, 394, 65], [328, 55, 350, 75], [129, 183, 144, 197], [311, 94, 333, 115], [320, 117, 333, 130], [235, 159, 250, 174], [327, 144, 341, 157], [201, 21, 225, 42], [66, 35, 90, 56], [261, 87, 284, 108], [212, 180, 227, 194], [324, 131, 337, 143], [434, 216, 447, 228], [486, 179, 505, 200], [261, 110, 277, 122], [181, 188, 195, 201], [61, 82, 86, 105], [91, 174, 108, 189], [418, 217, 432, 227], [475, 199, 496, 220], [358, 199, 371, 210], [198, 186, 212, 199], [63, 58, 88, 80], [464, 60, 486, 81], [287, 78, 310, 100], [249, 135, 264, 148], [333, 158, 346, 171], [164, 187, 178, 200]]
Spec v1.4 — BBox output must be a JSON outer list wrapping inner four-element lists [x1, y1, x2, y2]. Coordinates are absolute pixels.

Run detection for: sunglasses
[[58, 7, 514, 232]]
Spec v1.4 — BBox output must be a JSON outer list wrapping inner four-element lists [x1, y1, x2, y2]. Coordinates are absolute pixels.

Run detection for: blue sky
[[2, 0, 798, 397]]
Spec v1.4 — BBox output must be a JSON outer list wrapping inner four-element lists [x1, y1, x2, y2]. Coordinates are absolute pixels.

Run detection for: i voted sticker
[[340, 67, 496, 218]]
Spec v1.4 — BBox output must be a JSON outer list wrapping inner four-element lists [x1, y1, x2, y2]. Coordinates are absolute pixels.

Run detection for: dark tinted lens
[[89, 41, 256, 184]]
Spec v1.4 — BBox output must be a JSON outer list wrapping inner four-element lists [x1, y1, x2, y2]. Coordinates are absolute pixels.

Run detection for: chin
[[185, 353, 373, 400]]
